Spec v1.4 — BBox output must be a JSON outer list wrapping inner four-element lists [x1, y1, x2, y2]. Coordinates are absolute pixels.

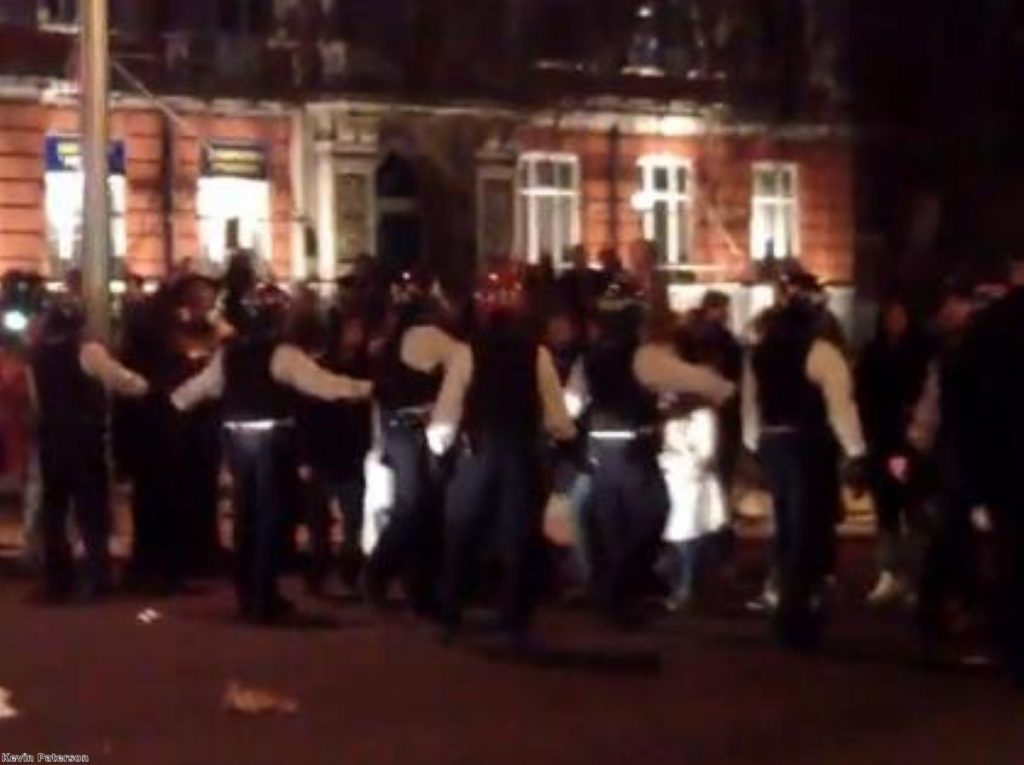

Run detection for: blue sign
[[45, 136, 126, 175]]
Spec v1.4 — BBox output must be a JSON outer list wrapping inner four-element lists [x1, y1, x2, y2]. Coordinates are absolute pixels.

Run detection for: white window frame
[[516, 152, 581, 265], [750, 162, 800, 261], [37, 0, 77, 31], [332, 157, 377, 271], [635, 154, 693, 265]]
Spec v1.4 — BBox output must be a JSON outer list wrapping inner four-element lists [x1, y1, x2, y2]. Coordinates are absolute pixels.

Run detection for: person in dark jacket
[[428, 268, 577, 645], [905, 281, 983, 646], [173, 282, 373, 625], [30, 299, 150, 601], [855, 296, 931, 605], [295, 306, 373, 595], [743, 271, 867, 650], [363, 271, 461, 614], [964, 254, 1024, 684]]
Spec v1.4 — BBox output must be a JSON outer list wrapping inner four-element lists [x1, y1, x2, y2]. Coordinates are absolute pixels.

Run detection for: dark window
[[39, 0, 77, 25]]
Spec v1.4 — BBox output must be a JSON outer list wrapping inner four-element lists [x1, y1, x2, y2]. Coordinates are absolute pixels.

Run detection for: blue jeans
[[759, 431, 838, 646], [224, 426, 294, 618], [589, 438, 670, 621]]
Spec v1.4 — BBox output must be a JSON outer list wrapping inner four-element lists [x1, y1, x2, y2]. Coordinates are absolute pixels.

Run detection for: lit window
[[516, 153, 580, 265], [197, 178, 272, 265], [635, 155, 692, 265], [751, 162, 799, 260], [44, 137, 128, 266]]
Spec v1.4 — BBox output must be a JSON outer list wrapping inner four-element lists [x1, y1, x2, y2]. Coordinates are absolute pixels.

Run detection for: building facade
[[0, 95, 295, 279], [300, 101, 852, 298], [0, 0, 856, 319]]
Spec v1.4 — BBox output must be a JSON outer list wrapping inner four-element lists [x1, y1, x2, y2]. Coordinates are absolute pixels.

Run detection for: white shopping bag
[[361, 449, 395, 555]]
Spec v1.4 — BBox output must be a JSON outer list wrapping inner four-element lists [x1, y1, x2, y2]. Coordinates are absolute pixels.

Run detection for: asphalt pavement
[[0, 536, 1020, 765]]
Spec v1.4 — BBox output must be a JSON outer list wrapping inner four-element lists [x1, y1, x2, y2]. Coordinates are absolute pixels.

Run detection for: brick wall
[[0, 99, 293, 278], [517, 126, 854, 283]]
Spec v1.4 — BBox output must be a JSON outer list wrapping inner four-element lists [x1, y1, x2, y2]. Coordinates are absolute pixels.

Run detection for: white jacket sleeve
[[907, 362, 941, 453], [563, 356, 589, 420], [634, 343, 736, 406], [171, 350, 225, 411], [537, 347, 578, 442], [806, 340, 867, 458], [687, 408, 719, 466], [271, 344, 373, 401], [426, 343, 473, 456], [79, 342, 149, 398]]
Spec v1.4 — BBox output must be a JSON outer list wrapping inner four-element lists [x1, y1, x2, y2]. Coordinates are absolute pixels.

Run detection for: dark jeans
[[439, 443, 543, 633], [302, 470, 365, 588], [588, 437, 670, 622], [666, 539, 703, 600], [38, 427, 111, 596], [129, 401, 186, 587], [366, 419, 440, 611], [915, 448, 978, 638], [177, 405, 223, 572], [989, 491, 1024, 680], [223, 426, 294, 619], [867, 452, 917, 574], [759, 432, 839, 647]]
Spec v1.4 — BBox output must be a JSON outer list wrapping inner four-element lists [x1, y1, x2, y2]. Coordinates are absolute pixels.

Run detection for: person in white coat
[[660, 395, 729, 610]]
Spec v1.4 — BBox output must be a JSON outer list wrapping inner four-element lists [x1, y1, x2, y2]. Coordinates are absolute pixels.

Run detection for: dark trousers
[[588, 438, 669, 621], [915, 449, 978, 637], [759, 432, 839, 647], [989, 491, 1024, 680], [366, 420, 440, 610], [302, 471, 365, 589], [129, 402, 186, 588], [178, 405, 223, 572], [223, 427, 293, 619], [439, 443, 543, 633], [38, 428, 111, 596]]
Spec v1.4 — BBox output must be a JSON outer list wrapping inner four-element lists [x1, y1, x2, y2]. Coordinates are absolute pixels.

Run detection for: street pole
[[80, 0, 111, 339]]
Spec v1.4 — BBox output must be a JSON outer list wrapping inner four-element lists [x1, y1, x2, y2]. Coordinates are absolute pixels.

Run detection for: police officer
[[743, 270, 866, 649], [172, 282, 373, 625], [428, 269, 577, 644], [363, 270, 461, 613], [584, 284, 735, 626], [906, 280, 983, 647], [30, 298, 150, 601]]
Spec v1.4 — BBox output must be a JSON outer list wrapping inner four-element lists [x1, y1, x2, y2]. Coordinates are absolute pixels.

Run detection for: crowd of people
[[1, 243, 1023, 684]]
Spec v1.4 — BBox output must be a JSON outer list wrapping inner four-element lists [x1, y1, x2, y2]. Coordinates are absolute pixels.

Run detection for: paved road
[[0, 539, 1020, 765]]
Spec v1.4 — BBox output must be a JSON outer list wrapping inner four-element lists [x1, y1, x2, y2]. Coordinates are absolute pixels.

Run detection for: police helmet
[[38, 296, 86, 340], [236, 282, 289, 340], [474, 266, 525, 316]]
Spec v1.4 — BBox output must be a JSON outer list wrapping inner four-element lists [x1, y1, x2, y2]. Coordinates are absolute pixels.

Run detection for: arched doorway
[[375, 152, 421, 275]]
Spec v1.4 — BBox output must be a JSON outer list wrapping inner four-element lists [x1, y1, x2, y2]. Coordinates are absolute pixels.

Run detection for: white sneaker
[[745, 585, 780, 613], [866, 571, 908, 607]]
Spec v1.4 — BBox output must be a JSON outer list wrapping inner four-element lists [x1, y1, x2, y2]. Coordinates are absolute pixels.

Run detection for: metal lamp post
[[80, 0, 111, 339]]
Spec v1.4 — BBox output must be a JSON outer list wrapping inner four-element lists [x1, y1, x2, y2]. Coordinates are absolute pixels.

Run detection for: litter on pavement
[[223, 681, 299, 715], [136, 608, 163, 625], [0, 687, 19, 720]]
